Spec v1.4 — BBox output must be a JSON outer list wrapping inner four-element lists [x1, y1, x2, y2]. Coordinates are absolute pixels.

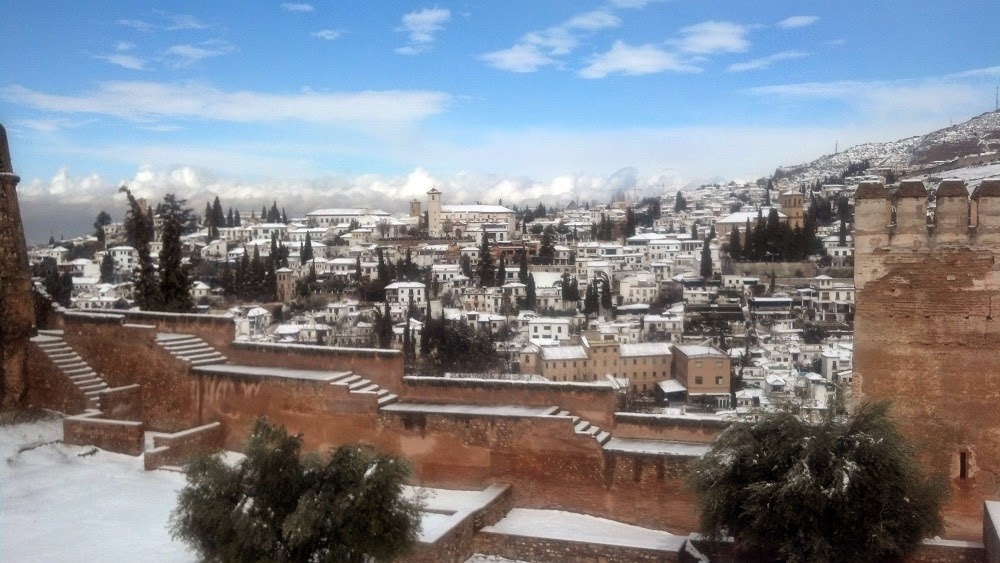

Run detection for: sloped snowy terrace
[[0, 414, 532, 562]]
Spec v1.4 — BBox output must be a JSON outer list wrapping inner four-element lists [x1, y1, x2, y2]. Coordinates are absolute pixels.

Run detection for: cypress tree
[[700, 238, 713, 279], [227, 207, 234, 228], [477, 234, 494, 287], [495, 256, 506, 287], [301, 232, 314, 264], [525, 273, 537, 311], [728, 226, 742, 259], [159, 216, 193, 312], [518, 248, 529, 284], [100, 252, 115, 283], [600, 276, 612, 312], [234, 209, 242, 227]]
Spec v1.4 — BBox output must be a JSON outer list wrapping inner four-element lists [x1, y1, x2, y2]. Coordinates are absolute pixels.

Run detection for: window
[[695, 376, 703, 385], [716, 376, 723, 385], [959, 452, 968, 479]]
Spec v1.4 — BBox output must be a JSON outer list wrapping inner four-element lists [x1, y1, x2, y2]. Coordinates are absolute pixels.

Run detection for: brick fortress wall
[[0, 124, 36, 408], [854, 179, 1000, 540]]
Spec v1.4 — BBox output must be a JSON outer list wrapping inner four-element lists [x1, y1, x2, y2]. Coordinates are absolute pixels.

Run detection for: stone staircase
[[156, 333, 227, 366], [31, 330, 108, 410], [330, 372, 399, 407], [549, 408, 612, 446]]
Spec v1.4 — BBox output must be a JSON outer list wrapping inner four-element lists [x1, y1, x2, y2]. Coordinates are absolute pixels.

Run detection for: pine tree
[[674, 192, 687, 212], [203, 202, 213, 227], [268, 201, 280, 223], [93, 210, 112, 247], [692, 402, 946, 563], [171, 419, 420, 563], [728, 226, 742, 259], [700, 238, 713, 279], [159, 216, 193, 313]]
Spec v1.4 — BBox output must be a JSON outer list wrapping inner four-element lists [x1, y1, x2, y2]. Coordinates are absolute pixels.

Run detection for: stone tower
[[779, 190, 804, 229], [427, 187, 442, 238], [275, 267, 294, 303], [409, 198, 421, 218], [0, 123, 37, 407], [854, 179, 1000, 540]]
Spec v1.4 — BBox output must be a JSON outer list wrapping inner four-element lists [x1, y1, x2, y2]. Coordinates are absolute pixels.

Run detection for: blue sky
[[2, 1, 999, 241]]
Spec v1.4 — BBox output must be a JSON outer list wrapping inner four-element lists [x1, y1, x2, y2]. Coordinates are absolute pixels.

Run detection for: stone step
[[55, 358, 86, 367], [165, 341, 209, 352], [334, 374, 362, 386], [571, 416, 580, 424], [191, 357, 227, 366], [47, 351, 77, 359], [73, 377, 102, 386], [78, 382, 107, 393], [580, 426, 600, 437], [574, 420, 590, 433], [355, 384, 380, 394], [348, 379, 371, 390], [84, 390, 103, 398], [595, 431, 611, 445], [63, 366, 93, 376], [38, 329, 65, 336], [184, 350, 221, 361], [70, 372, 98, 381], [378, 394, 399, 406], [377, 388, 390, 397], [555, 410, 570, 417], [541, 406, 561, 416], [38, 342, 70, 350]]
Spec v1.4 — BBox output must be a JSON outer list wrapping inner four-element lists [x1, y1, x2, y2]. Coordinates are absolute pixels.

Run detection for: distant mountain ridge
[[773, 110, 1000, 187]]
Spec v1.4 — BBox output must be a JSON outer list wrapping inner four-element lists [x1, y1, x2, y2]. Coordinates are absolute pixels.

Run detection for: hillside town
[[28, 168, 875, 421]]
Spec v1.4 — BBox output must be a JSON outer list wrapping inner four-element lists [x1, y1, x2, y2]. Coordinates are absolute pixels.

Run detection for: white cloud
[[608, 0, 664, 8], [565, 10, 621, 31], [311, 29, 341, 41], [281, 3, 314, 13], [96, 54, 147, 70], [117, 19, 155, 32], [115, 13, 208, 32], [3, 81, 452, 125], [579, 41, 700, 78], [165, 14, 209, 30], [777, 16, 819, 29], [165, 40, 236, 66], [675, 21, 749, 54], [395, 7, 450, 54], [115, 41, 135, 52], [480, 44, 557, 73], [481, 9, 622, 72], [727, 50, 808, 72], [747, 70, 997, 122]]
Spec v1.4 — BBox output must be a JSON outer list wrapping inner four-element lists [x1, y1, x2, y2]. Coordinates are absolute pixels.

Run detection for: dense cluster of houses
[[31, 180, 866, 415]]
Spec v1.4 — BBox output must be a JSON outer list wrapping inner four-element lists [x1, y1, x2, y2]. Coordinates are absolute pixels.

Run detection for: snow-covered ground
[[0, 415, 526, 562], [483, 508, 687, 552], [912, 162, 1000, 188], [1, 415, 196, 562]]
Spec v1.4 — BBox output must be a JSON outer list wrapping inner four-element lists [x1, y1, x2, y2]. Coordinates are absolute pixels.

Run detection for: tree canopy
[[171, 419, 420, 563], [691, 401, 946, 563]]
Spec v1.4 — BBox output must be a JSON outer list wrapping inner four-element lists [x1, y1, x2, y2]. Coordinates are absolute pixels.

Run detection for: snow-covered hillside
[[774, 110, 1000, 187]]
